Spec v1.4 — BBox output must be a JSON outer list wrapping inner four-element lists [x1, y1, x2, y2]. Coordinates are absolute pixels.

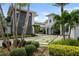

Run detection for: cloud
[[34, 12, 49, 23], [64, 7, 79, 12]]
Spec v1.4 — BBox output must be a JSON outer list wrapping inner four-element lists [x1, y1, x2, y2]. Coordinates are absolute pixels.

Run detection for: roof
[[7, 6, 38, 17], [34, 22, 45, 25], [46, 13, 56, 17]]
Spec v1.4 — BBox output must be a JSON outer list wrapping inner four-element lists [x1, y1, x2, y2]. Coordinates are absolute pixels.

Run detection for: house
[[44, 13, 55, 35], [45, 13, 79, 39], [34, 22, 45, 30], [6, 6, 37, 35], [70, 26, 79, 39], [33, 22, 46, 34]]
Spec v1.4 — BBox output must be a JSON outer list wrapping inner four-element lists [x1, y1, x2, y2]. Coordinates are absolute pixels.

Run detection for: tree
[[15, 3, 28, 40], [52, 3, 69, 35], [0, 4, 5, 40], [0, 4, 11, 50], [66, 10, 79, 38], [33, 24, 41, 33], [53, 11, 69, 39], [21, 3, 30, 40]]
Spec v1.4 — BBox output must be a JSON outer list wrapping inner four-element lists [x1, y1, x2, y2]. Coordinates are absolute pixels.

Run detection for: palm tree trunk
[[60, 5, 64, 35], [11, 3, 15, 40], [15, 5, 21, 38], [60, 24, 62, 35], [68, 26, 71, 39], [21, 4, 30, 40], [11, 3, 18, 47], [14, 4, 18, 40], [0, 4, 6, 40], [62, 26, 65, 40]]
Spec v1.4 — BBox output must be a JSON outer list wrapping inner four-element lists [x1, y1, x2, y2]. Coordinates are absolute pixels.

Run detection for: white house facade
[[44, 13, 55, 35], [45, 13, 79, 39], [70, 26, 79, 39]]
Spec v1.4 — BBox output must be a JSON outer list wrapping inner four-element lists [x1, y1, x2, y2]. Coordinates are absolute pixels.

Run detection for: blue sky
[[2, 3, 79, 23]]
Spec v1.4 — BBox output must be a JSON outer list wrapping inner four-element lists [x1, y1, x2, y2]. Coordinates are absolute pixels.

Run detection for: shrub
[[10, 48, 26, 56], [52, 39, 79, 46], [13, 39, 20, 47], [2, 40, 11, 48], [18, 40, 26, 47], [26, 41, 32, 45], [25, 44, 36, 56], [48, 44, 79, 56], [31, 41, 39, 48]]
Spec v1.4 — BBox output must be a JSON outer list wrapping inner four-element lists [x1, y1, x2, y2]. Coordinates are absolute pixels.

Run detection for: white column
[[49, 28, 51, 35], [32, 14, 35, 34], [45, 28, 47, 34]]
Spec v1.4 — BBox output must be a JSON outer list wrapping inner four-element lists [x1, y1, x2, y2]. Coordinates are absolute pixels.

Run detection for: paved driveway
[[0, 34, 63, 47]]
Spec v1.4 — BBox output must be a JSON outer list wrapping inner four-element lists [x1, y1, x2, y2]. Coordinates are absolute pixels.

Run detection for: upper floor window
[[49, 19, 51, 23]]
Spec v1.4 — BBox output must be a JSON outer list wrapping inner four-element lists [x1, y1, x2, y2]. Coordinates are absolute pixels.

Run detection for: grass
[[48, 44, 79, 56], [50, 39, 79, 46], [0, 34, 37, 40]]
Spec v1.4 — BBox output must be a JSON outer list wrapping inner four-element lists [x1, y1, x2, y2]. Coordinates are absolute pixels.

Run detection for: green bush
[[18, 40, 26, 47], [52, 39, 79, 46], [48, 44, 79, 56], [26, 41, 32, 45], [31, 41, 39, 48], [26, 41, 39, 48], [10, 48, 26, 56], [25, 44, 36, 56]]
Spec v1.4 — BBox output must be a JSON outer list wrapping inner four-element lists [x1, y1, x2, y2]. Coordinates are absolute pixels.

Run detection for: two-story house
[[45, 13, 79, 39], [6, 6, 37, 35], [45, 13, 54, 35]]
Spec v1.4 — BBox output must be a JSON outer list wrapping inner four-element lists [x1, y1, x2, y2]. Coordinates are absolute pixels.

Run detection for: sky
[[2, 3, 79, 23]]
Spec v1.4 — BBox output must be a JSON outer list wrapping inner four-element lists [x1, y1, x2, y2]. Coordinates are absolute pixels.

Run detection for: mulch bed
[[33, 47, 49, 56]]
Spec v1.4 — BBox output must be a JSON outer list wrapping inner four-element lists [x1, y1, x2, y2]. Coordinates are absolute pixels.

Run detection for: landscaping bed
[[0, 40, 40, 56], [48, 39, 79, 56]]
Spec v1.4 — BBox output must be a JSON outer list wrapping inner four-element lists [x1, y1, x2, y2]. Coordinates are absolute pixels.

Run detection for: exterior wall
[[45, 15, 54, 35], [7, 10, 35, 35], [74, 26, 79, 39], [17, 11, 33, 34], [32, 13, 35, 34], [70, 28, 75, 39], [6, 26, 11, 34], [70, 26, 79, 39]]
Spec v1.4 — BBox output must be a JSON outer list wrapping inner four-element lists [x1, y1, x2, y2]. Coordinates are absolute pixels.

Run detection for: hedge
[[10, 48, 26, 56], [26, 41, 40, 48], [31, 41, 39, 48], [48, 44, 79, 56], [25, 44, 36, 56], [52, 39, 79, 46]]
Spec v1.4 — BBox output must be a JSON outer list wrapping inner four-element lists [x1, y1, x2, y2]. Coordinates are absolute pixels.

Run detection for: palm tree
[[15, 3, 28, 39], [15, 3, 29, 47], [0, 4, 5, 40], [21, 3, 30, 40], [52, 3, 69, 35], [10, 3, 18, 47], [0, 4, 11, 50], [53, 11, 69, 39], [67, 10, 79, 39]]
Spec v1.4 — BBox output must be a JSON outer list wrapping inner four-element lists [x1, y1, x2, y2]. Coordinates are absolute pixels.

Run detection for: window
[[49, 19, 51, 23]]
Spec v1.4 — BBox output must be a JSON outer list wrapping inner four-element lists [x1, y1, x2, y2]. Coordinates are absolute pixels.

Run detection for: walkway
[[0, 34, 63, 47]]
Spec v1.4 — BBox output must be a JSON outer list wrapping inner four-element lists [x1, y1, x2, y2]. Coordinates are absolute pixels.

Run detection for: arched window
[[49, 19, 51, 23]]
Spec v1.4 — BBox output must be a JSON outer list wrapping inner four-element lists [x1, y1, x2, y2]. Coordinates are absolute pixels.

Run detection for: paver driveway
[[24, 34, 58, 46], [0, 34, 63, 47]]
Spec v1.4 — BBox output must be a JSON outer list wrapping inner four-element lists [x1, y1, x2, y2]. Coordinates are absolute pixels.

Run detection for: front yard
[[1, 35, 79, 56]]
